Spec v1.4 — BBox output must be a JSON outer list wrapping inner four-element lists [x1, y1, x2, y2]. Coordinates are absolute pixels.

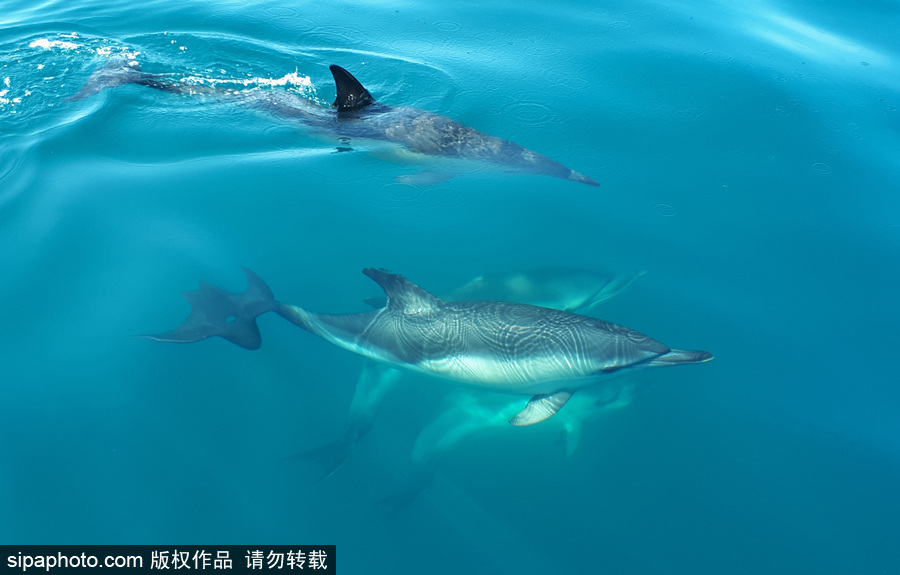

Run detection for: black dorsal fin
[[330, 65, 376, 111], [363, 268, 442, 313]]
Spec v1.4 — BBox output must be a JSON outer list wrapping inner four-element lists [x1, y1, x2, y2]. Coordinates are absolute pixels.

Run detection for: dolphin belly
[[410, 354, 606, 395]]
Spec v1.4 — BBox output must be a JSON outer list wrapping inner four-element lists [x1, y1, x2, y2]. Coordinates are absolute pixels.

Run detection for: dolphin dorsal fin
[[363, 268, 443, 313], [330, 65, 376, 111]]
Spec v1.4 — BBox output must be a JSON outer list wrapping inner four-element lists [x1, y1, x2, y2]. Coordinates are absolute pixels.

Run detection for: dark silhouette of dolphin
[[144, 268, 712, 426]]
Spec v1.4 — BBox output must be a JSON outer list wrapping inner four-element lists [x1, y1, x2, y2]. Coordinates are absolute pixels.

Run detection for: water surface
[[2, 0, 899, 573]]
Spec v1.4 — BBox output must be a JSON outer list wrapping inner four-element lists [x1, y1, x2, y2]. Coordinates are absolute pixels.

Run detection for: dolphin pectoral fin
[[647, 349, 714, 366], [510, 391, 573, 426], [141, 268, 276, 350]]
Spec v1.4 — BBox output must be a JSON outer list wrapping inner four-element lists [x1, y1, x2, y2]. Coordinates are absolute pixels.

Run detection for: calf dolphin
[[71, 61, 598, 186], [145, 268, 711, 425]]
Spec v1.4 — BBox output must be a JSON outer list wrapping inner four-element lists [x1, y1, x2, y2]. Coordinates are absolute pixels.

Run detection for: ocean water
[[2, 0, 899, 572]]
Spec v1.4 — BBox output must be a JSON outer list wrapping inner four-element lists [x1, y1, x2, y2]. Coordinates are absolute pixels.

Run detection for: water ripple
[[653, 202, 677, 216], [433, 21, 462, 33], [522, 43, 563, 57], [701, 50, 734, 65], [503, 99, 555, 125]]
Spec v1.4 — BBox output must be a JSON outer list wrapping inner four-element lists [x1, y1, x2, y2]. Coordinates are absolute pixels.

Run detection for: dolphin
[[379, 379, 650, 509], [296, 265, 645, 479], [364, 266, 646, 312], [145, 267, 712, 425], [442, 267, 646, 311], [71, 60, 598, 186]]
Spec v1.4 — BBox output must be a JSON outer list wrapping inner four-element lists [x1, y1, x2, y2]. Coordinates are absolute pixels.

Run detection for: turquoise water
[[3, 0, 900, 572]]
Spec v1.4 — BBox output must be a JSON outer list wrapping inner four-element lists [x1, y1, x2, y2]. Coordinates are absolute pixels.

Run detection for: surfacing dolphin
[[145, 268, 712, 425], [71, 60, 598, 186]]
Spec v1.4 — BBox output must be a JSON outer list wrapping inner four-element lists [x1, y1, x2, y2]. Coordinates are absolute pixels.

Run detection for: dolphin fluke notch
[[330, 65, 376, 111], [142, 268, 276, 350]]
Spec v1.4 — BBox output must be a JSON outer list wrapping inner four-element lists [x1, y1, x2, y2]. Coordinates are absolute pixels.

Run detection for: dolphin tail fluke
[[284, 434, 357, 482], [141, 268, 276, 350], [67, 60, 163, 101], [648, 349, 714, 366]]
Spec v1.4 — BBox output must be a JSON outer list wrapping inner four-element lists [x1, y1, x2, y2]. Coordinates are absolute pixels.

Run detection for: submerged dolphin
[[145, 268, 712, 425], [297, 265, 644, 479], [71, 60, 598, 186], [365, 266, 646, 311], [380, 380, 649, 509]]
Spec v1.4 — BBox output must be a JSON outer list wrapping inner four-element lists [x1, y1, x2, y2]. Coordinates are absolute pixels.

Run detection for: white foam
[[30, 38, 80, 51], [179, 71, 312, 89], [256, 72, 312, 87]]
